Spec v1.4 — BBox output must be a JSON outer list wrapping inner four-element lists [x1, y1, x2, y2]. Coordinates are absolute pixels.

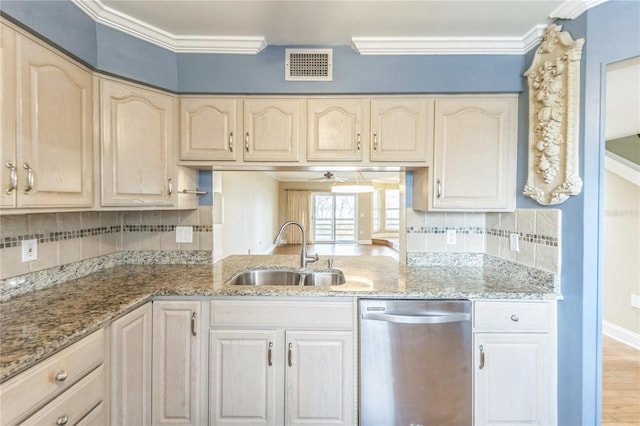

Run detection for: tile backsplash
[[0, 207, 213, 280], [406, 208, 562, 274]]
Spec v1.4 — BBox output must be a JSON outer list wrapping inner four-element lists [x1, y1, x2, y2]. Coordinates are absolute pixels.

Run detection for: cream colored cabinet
[[370, 98, 432, 162], [473, 301, 557, 426], [180, 98, 242, 161], [1, 23, 18, 208], [100, 78, 178, 207], [0, 329, 105, 426], [209, 329, 280, 425], [285, 331, 353, 426], [152, 300, 202, 426], [110, 303, 152, 426], [428, 96, 517, 211], [209, 299, 354, 426], [306, 99, 368, 162], [1, 24, 93, 209], [243, 99, 304, 162]]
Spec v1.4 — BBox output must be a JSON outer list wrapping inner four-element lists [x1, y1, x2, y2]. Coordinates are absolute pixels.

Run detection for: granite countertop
[[0, 254, 559, 383]]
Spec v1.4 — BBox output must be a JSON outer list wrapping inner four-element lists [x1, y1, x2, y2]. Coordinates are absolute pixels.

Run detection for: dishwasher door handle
[[361, 312, 470, 324]]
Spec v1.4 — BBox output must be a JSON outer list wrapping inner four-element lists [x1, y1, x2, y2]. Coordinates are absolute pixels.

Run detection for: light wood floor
[[271, 243, 399, 260], [602, 336, 640, 425]]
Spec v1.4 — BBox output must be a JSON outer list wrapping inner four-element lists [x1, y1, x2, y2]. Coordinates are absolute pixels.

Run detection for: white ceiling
[[72, 0, 605, 54]]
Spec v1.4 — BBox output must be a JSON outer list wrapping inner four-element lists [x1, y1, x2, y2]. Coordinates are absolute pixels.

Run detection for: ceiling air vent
[[285, 49, 333, 81]]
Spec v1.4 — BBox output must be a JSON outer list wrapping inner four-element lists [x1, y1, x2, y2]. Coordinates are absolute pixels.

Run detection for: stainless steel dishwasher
[[359, 299, 472, 426]]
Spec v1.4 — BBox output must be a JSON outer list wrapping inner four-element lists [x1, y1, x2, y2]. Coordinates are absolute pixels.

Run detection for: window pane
[[384, 189, 399, 231]]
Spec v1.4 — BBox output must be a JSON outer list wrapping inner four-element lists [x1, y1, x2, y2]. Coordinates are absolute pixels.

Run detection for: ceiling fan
[[308, 171, 349, 183]]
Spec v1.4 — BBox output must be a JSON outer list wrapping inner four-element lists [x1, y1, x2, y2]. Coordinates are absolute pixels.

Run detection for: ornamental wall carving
[[524, 24, 585, 205]]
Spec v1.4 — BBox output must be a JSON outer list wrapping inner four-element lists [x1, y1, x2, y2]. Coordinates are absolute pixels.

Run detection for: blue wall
[[3, 1, 639, 424]]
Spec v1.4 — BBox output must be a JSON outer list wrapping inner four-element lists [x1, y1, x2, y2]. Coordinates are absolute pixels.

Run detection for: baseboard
[[602, 320, 640, 349], [358, 239, 373, 245]]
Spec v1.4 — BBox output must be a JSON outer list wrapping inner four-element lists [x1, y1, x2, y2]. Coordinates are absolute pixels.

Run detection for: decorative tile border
[[0, 224, 213, 250], [406, 226, 558, 247]]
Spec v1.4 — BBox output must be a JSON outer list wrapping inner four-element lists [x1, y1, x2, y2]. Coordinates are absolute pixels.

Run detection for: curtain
[[285, 190, 311, 244]]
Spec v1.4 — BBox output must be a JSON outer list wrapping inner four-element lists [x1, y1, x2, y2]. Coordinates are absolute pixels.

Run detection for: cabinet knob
[[56, 415, 69, 425], [510, 314, 520, 322], [4, 161, 17, 195], [54, 370, 68, 382]]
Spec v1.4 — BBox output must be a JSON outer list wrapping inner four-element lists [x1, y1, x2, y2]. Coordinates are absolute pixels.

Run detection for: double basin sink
[[226, 268, 346, 287]]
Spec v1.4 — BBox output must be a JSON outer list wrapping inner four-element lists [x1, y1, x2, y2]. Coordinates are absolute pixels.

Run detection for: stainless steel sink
[[227, 269, 303, 286], [226, 268, 345, 286], [302, 270, 345, 286]]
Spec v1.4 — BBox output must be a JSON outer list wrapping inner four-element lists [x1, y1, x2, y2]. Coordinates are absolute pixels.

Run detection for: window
[[384, 189, 399, 231]]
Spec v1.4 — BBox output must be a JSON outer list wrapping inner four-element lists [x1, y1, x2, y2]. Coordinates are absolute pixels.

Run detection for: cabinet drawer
[[474, 301, 553, 332], [20, 366, 104, 426], [0, 329, 104, 425], [211, 300, 353, 329]]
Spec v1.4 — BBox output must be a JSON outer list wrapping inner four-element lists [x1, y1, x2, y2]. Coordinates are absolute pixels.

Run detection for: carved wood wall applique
[[524, 24, 585, 205]]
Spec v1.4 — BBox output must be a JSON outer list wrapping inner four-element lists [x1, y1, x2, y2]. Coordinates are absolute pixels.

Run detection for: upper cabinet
[[180, 98, 241, 161], [414, 96, 517, 211], [370, 99, 432, 163], [243, 99, 304, 162], [306, 99, 368, 162], [1, 25, 93, 209], [100, 78, 180, 207]]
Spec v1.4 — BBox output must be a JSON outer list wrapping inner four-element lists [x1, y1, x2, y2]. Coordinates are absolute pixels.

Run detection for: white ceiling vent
[[285, 49, 332, 81]]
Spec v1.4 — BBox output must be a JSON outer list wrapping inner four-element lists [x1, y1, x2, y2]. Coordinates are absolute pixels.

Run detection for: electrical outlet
[[446, 229, 457, 245], [510, 233, 520, 252], [175, 226, 193, 243], [21, 239, 37, 262]]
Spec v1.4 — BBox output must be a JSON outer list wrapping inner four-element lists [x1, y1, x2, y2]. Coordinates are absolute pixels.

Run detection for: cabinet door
[[432, 97, 517, 210], [474, 333, 554, 426], [307, 99, 367, 161], [17, 33, 93, 208], [209, 329, 280, 426], [152, 301, 202, 426], [180, 98, 241, 161], [100, 79, 176, 206], [110, 303, 152, 426], [243, 99, 303, 162], [1, 24, 17, 208], [370, 99, 431, 162], [286, 331, 353, 426]]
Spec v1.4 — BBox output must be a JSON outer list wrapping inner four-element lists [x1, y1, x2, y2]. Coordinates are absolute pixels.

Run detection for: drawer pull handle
[[191, 312, 197, 336], [356, 133, 361, 152], [56, 415, 69, 425], [245, 132, 250, 152], [268, 341, 273, 366], [288, 342, 293, 367], [373, 132, 378, 152], [229, 132, 233, 152], [54, 370, 68, 382], [23, 162, 33, 193], [510, 314, 520, 322], [479, 345, 485, 369]]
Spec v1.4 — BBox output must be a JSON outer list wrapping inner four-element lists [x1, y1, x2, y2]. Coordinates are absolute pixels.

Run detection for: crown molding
[[70, 0, 605, 56], [550, 0, 609, 19], [70, 0, 266, 54], [351, 32, 547, 55]]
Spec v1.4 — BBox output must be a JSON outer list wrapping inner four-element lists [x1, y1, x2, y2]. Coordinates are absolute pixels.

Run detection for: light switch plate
[[21, 239, 37, 262], [446, 229, 457, 245], [176, 226, 193, 243], [510, 233, 520, 252]]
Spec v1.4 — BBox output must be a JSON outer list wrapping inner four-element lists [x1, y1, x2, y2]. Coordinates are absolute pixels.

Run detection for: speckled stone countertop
[[0, 254, 559, 383]]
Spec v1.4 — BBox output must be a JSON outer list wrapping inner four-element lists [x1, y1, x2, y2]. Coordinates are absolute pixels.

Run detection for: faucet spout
[[273, 221, 318, 268]]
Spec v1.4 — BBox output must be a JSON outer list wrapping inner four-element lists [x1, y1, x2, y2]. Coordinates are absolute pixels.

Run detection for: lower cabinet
[[152, 300, 203, 426], [0, 329, 105, 426], [110, 300, 202, 426], [110, 303, 152, 426], [208, 299, 355, 426], [473, 300, 557, 426]]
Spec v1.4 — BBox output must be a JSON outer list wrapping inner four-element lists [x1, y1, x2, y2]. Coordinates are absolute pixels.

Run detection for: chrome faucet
[[273, 221, 319, 268]]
